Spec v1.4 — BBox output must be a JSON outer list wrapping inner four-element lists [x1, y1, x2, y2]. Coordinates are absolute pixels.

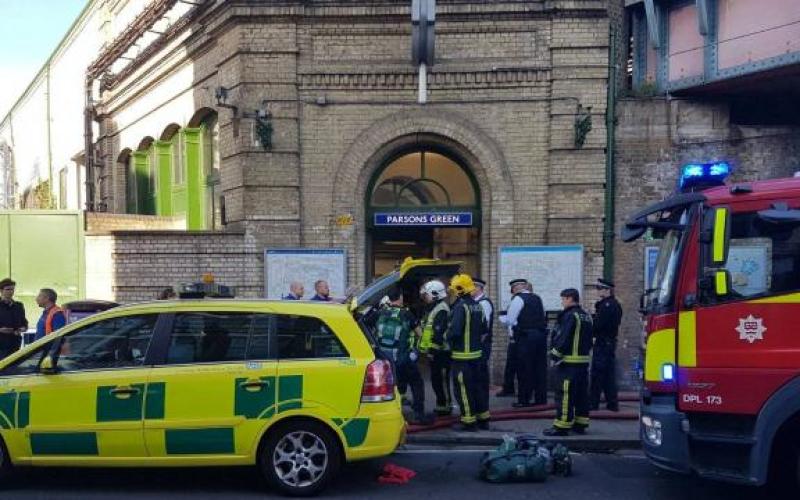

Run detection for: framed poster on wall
[[264, 249, 347, 300], [498, 246, 583, 311], [644, 246, 660, 292]]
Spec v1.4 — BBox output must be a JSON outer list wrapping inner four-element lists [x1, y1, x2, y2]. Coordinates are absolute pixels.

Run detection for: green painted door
[[184, 128, 205, 230], [2, 211, 84, 320]]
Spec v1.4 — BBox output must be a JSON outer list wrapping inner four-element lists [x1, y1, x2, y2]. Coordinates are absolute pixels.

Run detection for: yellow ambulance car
[[0, 259, 459, 496]]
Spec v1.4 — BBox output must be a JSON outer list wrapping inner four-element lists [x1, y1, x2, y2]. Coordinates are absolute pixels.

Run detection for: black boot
[[477, 420, 490, 431], [452, 422, 478, 432], [542, 427, 569, 437]]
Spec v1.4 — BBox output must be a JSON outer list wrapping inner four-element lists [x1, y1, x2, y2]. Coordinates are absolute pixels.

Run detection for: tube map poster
[[498, 246, 584, 311], [264, 249, 347, 300]]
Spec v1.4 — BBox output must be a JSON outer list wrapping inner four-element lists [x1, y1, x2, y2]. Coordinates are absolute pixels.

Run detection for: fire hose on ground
[[407, 395, 640, 433]]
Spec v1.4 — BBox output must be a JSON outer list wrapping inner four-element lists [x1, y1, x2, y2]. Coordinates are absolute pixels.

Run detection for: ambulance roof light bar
[[679, 161, 731, 192]]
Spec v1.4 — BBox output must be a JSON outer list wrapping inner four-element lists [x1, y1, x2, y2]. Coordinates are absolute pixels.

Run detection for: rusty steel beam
[[87, 0, 178, 79]]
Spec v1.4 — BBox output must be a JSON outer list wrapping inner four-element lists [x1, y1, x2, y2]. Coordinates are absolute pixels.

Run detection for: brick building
[[0, 0, 615, 384]]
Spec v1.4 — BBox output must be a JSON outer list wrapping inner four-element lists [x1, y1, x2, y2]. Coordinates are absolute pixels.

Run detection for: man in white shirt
[[500, 279, 548, 407]]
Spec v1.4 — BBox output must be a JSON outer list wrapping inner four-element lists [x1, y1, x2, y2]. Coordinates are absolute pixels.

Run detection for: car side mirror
[[40, 355, 57, 375]]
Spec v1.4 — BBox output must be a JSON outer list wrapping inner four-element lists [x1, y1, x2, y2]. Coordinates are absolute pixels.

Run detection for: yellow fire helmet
[[449, 273, 476, 295]]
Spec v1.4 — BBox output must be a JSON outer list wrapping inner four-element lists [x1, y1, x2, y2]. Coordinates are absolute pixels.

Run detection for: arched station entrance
[[366, 147, 481, 279]]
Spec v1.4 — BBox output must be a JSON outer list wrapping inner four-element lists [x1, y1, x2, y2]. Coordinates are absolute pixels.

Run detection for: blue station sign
[[374, 212, 474, 227]]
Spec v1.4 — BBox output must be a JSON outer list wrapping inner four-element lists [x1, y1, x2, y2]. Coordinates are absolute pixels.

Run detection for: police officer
[[447, 274, 487, 432], [471, 277, 493, 429], [590, 278, 623, 412], [375, 287, 431, 424], [544, 288, 593, 436], [419, 280, 453, 416], [501, 279, 548, 407]]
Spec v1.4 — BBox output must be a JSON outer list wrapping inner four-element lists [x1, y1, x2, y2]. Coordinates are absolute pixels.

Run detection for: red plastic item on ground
[[378, 463, 417, 484]]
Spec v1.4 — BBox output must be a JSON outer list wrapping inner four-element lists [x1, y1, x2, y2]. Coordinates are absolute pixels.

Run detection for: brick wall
[[613, 97, 800, 388], [109, 230, 261, 302], [86, 212, 186, 234]]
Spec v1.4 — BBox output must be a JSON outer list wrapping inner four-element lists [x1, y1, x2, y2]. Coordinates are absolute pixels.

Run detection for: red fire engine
[[624, 162, 800, 487]]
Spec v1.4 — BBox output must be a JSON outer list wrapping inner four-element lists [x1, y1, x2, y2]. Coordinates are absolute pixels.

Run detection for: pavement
[[1, 448, 787, 499], [404, 386, 640, 451]]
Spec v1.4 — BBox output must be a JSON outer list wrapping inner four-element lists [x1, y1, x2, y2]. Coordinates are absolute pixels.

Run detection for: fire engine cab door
[[683, 203, 800, 415]]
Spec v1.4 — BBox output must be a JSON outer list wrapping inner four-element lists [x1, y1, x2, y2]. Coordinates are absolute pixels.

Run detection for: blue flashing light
[[679, 161, 732, 191], [708, 162, 731, 177], [662, 363, 675, 382]]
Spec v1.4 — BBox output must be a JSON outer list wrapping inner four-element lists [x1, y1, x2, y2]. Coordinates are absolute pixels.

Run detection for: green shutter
[[132, 151, 153, 215], [155, 140, 173, 216], [184, 128, 205, 230]]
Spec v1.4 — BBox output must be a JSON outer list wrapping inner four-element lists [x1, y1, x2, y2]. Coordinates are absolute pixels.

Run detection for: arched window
[[161, 124, 184, 186], [130, 137, 156, 215], [120, 149, 135, 213], [369, 151, 478, 208]]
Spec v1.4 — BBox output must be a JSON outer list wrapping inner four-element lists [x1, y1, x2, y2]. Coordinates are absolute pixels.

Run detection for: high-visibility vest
[[419, 301, 450, 353], [45, 306, 64, 335]]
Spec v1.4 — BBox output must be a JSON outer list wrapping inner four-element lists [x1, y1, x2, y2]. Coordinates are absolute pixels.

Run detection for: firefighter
[[447, 274, 487, 432], [472, 277, 494, 429], [544, 288, 594, 436], [590, 278, 623, 412], [375, 287, 431, 424], [419, 279, 453, 416], [501, 279, 548, 407]]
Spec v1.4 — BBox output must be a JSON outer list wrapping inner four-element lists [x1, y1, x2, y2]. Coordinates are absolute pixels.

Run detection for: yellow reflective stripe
[[563, 355, 590, 363], [452, 352, 481, 360], [751, 293, 800, 304], [457, 372, 472, 419], [575, 416, 590, 425], [550, 348, 563, 358], [713, 208, 727, 263], [554, 379, 572, 428], [715, 271, 728, 295], [644, 328, 676, 382], [462, 304, 470, 356], [678, 311, 697, 367], [572, 313, 581, 357]]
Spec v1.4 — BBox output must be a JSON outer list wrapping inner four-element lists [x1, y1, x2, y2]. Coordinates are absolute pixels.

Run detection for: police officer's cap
[[472, 277, 487, 287], [509, 279, 528, 287], [596, 278, 615, 289]]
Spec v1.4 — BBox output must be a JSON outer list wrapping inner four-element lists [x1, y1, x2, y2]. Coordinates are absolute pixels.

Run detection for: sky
[[0, 0, 88, 118]]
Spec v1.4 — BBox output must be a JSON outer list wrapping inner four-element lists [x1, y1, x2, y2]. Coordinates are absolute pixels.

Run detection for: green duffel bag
[[479, 450, 549, 483]]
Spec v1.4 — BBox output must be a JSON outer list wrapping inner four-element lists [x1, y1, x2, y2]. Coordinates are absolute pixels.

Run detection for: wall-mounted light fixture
[[214, 88, 272, 150]]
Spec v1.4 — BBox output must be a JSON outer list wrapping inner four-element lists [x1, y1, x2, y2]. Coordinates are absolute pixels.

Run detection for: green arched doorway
[[366, 148, 481, 279]]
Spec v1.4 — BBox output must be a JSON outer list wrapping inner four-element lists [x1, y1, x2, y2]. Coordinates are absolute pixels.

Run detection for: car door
[[274, 312, 364, 441], [5, 313, 159, 463], [144, 309, 278, 462]]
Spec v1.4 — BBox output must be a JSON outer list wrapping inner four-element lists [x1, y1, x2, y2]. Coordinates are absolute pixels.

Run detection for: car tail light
[[361, 359, 395, 402]]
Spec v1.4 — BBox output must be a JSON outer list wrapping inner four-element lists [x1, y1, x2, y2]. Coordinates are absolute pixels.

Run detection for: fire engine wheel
[[260, 420, 342, 497]]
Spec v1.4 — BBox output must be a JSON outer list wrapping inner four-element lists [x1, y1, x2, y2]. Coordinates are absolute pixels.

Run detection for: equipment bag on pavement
[[479, 434, 572, 483]]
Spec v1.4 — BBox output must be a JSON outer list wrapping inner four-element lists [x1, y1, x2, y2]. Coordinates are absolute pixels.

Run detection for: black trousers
[[502, 341, 519, 394], [396, 361, 425, 415], [452, 359, 486, 425], [554, 363, 590, 429], [516, 330, 548, 405], [475, 344, 492, 422], [590, 339, 619, 410], [430, 350, 453, 414]]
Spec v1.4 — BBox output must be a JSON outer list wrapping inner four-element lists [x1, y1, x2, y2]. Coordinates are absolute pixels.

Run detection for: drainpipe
[[46, 65, 54, 208], [84, 77, 95, 212], [603, 28, 618, 281]]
